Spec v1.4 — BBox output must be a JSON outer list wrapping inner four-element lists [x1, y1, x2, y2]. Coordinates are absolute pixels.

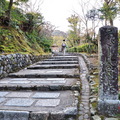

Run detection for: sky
[[40, 0, 78, 32], [27, 0, 90, 32], [26, 0, 120, 32]]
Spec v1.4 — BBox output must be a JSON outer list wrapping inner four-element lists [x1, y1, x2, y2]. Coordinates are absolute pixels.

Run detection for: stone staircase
[[0, 55, 90, 120]]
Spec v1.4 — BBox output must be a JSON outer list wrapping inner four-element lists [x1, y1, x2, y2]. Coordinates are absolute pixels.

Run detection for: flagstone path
[[0, 54, 90, 120]]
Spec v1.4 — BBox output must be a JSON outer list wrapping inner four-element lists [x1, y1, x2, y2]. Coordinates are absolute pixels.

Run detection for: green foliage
[[67, 14, 79, 29], [20, 12, 44, 32], [0, 27, 44, 54], [118, 30, 120, 55], [99, 0, 118, 25], [67, 14, 80, 46], [67, 43, 97, 54], [0, 27, 40, 54], [0, 0, 9, 18], [25, 30, 53, 53], [10, 8, 26, 28], [39, 36, 53, 52], [99, 2, 117, 19], [25, 30, 44, 53], [0, 0, 53, 55]]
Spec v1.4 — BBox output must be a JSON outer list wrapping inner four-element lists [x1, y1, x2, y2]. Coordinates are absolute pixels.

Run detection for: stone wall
[[0, 53, 51, 78]]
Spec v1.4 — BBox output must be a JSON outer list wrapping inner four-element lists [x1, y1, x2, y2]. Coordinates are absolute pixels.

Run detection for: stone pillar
[[98, 26, 120, 116]]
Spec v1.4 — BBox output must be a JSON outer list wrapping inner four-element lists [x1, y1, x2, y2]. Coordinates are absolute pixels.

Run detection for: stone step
[[36, 61, 78, 65], [50, 56, 78, 59], [0, 91, 79, 120], [0, 78, 80, 91], [44, 58, 78, 61], [27, 64, 78, 69], [8, 69, 80, 78]]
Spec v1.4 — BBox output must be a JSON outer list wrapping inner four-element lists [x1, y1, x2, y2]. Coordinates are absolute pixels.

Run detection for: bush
[[67, 43, 98, 53]]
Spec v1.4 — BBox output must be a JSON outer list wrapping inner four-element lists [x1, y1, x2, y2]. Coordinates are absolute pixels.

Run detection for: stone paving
[[0, 54, 91, 120]]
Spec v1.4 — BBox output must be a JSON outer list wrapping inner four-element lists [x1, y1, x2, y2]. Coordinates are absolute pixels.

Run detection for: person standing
[[61, 39, 66, 55]]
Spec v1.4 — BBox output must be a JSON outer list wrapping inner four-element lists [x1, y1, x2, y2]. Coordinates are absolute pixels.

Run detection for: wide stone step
[[50, 56, 78, 59], [0, 78, 80, 91], [36, 61, 78, 65], [0, 91, 79, 120], [44, 58, 78, 61], [8, 69, 80, 78], [27, 64, 78, 69]]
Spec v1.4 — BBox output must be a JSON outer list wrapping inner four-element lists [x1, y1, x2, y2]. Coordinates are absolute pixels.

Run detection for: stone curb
[[78, 56, 90, 120]]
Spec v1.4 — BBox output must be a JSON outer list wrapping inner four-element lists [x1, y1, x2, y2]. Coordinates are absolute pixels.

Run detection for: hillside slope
[[0, 27, 44, 55]]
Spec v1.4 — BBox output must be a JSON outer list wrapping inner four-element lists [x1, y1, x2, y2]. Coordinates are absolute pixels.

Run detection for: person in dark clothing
[[61, 39, 66, 55]]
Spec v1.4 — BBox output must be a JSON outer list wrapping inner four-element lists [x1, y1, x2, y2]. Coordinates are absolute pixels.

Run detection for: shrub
[[67, 43, 98, 53]]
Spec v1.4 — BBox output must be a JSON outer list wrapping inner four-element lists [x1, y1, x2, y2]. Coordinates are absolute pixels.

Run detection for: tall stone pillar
[[98, 26, 120, 116]]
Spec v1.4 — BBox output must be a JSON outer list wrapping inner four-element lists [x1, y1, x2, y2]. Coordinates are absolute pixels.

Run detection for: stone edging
[[78, 55, 90, 120]]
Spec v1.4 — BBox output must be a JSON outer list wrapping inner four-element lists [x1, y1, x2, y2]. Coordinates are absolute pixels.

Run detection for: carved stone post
[[98, 26, 120, 116]]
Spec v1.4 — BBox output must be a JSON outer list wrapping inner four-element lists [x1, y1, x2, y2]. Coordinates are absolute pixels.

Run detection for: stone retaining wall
[[0, 53, 51, 78]]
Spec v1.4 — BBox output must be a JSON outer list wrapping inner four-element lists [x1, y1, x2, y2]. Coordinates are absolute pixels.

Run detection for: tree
[[67, 14, 80, 46], [38, 21, 55, 52], [20, 12, 44, 32], [74, 0, 93, 43], [5, 0, 28, 26], [99, 0, 118, 26]]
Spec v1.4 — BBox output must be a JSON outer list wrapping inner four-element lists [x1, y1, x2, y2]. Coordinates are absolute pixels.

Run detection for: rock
[[89, 79, 94, 83], [74, 91, 80, 97], [92, 115, 101, 120], [90, 76, 95, 79], [78, 115, 84, 119], [84, 114, 89, 119], [90, 82, 96, 86], [29, 112, 49, 120], [90, 96, 97, 99], [90, 98, 97, 103], [93, 72, 99, 75], [0, 110, 29, 120], [90, 107, 96, 116], [91, 86, 95, 90], [64, 107, 78, 116], [90, 104, 92, 108]]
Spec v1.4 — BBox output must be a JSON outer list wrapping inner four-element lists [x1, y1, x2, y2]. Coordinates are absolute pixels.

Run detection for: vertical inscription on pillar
[[99, 26, 118, 100]]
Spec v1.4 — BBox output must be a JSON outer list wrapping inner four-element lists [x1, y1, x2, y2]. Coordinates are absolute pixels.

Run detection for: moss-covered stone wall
[[0, 53, 51, 78]]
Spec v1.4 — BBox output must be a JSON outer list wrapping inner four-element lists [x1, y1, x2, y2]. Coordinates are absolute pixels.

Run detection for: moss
[[0, 27, 44, 55], [92, 101, 97, 108]]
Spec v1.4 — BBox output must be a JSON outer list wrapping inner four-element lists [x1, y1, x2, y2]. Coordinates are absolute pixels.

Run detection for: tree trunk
[[109, 18, 113, 26], [105, 18, 107, 26], [6, 0, 13, 25]]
